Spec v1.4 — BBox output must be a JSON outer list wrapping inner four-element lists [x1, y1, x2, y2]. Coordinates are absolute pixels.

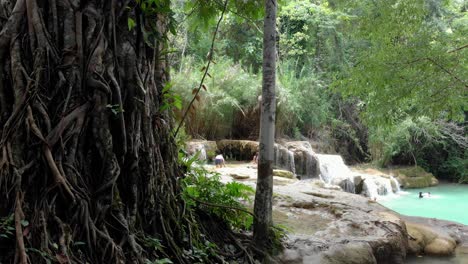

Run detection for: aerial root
[[14, 192, 28, 264]]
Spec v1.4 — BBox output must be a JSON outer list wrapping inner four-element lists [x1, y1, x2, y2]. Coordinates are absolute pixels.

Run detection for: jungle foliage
[[170, 0, 466, 180]]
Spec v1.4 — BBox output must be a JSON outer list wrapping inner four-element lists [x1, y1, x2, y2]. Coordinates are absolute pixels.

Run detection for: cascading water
[[288, 150, 296, 175], [199, 147, 207, 161], [362, 179, 379, 199], [390, 176, 401, 193], [315, 154, 402, 198], [316, 154, 354, 186], [274, 145, 296, 175], [361, 175, 398, 199], [192, 144, 207, 161]]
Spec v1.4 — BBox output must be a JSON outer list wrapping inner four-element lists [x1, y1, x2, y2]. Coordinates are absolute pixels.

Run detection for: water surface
[[380, 184, 468, 225]]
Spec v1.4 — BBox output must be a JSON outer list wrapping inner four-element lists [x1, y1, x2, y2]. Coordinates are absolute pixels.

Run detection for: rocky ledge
[[212, 164, 466, 264]]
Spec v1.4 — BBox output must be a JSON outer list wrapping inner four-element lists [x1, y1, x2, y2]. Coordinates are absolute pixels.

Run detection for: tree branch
[[174, 0, 229, 138]]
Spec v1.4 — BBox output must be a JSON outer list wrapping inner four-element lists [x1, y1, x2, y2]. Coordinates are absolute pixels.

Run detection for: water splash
[[361, 175, 397, 199]]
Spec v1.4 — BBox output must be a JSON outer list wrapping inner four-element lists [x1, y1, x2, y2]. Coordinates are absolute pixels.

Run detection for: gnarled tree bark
[[0, 1, 191, 263]]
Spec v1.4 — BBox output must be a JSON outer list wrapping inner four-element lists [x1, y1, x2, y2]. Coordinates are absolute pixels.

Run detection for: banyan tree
[[0, 0, 201, 262]]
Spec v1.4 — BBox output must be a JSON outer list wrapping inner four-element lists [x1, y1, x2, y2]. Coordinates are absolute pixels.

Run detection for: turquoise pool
[[380, 184, 468, 225]]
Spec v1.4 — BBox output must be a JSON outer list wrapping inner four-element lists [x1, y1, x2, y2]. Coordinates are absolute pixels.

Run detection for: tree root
[[14, 192, 27, 264]]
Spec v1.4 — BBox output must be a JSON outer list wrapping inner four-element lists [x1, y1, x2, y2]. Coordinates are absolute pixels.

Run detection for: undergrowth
[[180, 152, 254, 230]]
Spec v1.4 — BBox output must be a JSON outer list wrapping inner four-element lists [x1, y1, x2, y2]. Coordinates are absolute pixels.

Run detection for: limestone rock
[[186, 140, 217, 160], [283, 141, 320, 179], [273, 169, 295, 179], [354, 175, 364, 194], [274, 144, 296, 173], [406, 222, 457, 257], [216, 140, 259, 161], [229, 173, 250, 180], [424, 238, 456, 256], [322, 243, 377, 264], [392, 166, 438, 189]]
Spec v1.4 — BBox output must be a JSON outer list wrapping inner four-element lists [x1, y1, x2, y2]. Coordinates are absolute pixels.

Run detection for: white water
[[390, 176, 401, 192], [316, 154, 354, 186], [274, 145, 296, 176], [288, 150, 296, 175], [361, 175, 396, 199], [315, 154, 401, 199], [188, 141, 401, 199], [192, 144, 207, 161]]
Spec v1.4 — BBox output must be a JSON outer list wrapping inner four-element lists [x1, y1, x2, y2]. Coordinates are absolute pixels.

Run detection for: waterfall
[[390, 176, 401, 193], [288, 150, 296, 175], [193, 144, 207, 161], [363, 179, 379, 199], [274, 145, 296, 176], [316, 154, 354, 186], [314, 154, 403, 198], [361, 174, 399, 199], [305, 152, 316, 179]]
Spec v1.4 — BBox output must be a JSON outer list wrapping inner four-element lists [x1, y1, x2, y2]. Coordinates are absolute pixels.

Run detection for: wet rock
[[273, 169, 295, 179], [274, 144, 296, 174], [338, 178, 355, 193], [322, 242, 377, 264], [186, 140, 217, 160], [284, 141, 320, 179], [354, 175, 364, 194], [216, 140, 259, 161], [406, 222, 457, 256], [425, 238, 456, 256], [230, 173, 250, 180], [392, 166, 438, 189]]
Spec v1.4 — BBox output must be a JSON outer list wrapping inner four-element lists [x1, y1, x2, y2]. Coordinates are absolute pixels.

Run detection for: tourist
[[215, 153, 226, 168], [252, 152, 259, 164]]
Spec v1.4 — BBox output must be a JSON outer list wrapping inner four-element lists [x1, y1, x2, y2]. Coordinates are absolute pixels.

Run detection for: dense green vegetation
[[170, 0, 466, 181]]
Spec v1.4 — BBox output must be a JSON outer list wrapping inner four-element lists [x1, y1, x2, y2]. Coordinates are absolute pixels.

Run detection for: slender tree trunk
[[253, 0, 277, 251], [0, 1, 191, 263]]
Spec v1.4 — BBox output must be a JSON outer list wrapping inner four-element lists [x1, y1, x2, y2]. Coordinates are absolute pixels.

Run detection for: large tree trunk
[[0, 1, 190, 263], [253, 0, 277, 251]]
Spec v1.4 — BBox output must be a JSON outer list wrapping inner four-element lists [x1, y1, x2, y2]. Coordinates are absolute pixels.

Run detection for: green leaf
[[128, 18, 136, 31], [155, 258, 173, 264], [20, 220, 29, 227]]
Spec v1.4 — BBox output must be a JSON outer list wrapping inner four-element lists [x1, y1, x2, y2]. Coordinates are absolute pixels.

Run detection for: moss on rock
[[273, 169, 295, 179], [216, 140, 259, 161], [392, 166, 438, 188]]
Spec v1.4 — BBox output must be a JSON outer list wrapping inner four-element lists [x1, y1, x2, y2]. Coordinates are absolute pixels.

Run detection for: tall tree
[[0, 1, 192, 263], [253, 0, 277, 252]]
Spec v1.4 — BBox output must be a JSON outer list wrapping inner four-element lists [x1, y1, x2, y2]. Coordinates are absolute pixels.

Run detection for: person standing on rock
[[252, 152, 259, 164], [215, 153, 226, 168]]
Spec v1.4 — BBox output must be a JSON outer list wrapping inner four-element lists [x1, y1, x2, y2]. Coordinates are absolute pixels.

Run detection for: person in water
[[419, 192, 432, 198]]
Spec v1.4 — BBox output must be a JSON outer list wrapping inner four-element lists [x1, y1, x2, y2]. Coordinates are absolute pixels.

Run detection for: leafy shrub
[[172, 56, 261, 139], [179, 153, 254, 230], [371, 117, 467, 182]]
